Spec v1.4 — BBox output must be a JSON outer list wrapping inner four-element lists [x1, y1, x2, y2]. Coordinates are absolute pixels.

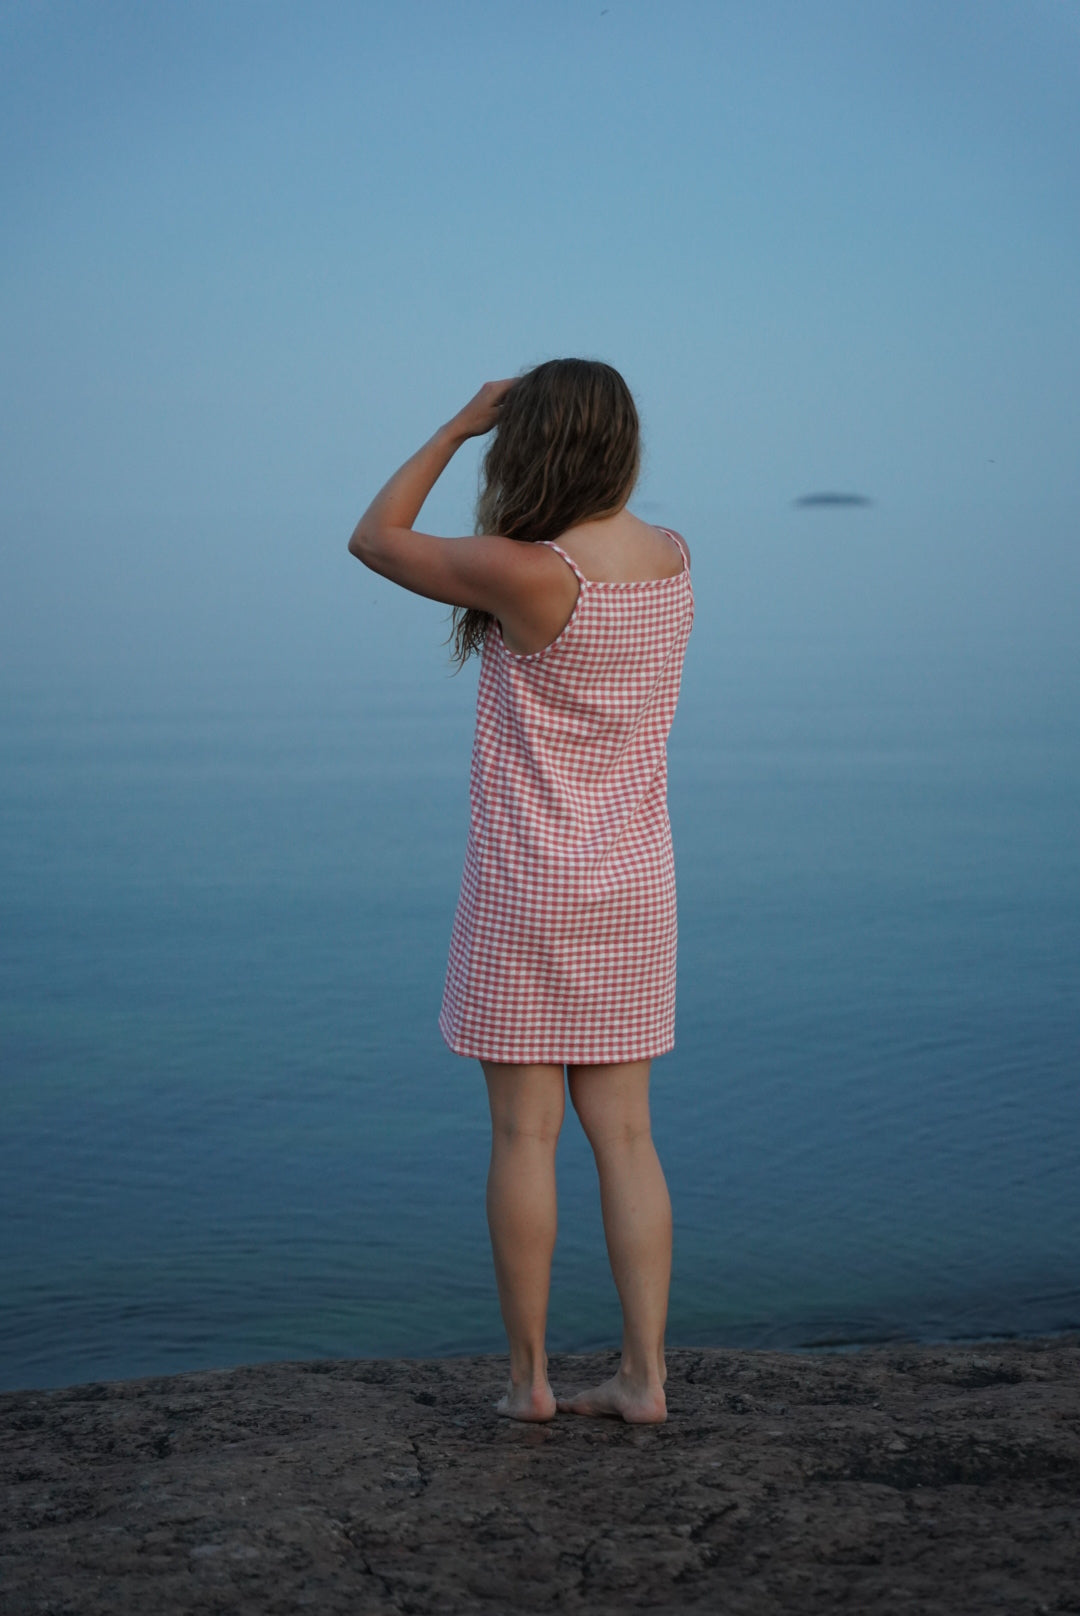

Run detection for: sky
[[2, 0, 1078, 715]]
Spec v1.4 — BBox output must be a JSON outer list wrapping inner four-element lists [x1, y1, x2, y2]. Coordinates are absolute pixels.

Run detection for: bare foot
[[496, 1380, 557, 1422], [557, 1372, 667, 1424]]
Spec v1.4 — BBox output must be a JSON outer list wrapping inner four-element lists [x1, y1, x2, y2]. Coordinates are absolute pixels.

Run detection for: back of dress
[[439, 529, 694, 1066]]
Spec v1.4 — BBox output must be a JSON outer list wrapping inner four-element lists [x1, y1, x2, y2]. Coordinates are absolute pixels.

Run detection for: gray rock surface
[[2, 1336, 1079, 1613]]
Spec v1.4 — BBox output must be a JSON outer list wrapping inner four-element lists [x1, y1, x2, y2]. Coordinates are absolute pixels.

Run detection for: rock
[[1, 1336, 1078, 1613]]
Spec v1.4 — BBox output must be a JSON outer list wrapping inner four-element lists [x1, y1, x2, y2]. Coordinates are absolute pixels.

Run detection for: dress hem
[[439, 1021, 675, 1065]]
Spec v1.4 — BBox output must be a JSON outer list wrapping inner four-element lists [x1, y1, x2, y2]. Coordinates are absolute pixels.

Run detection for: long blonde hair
[[449, 358, 640, 666]]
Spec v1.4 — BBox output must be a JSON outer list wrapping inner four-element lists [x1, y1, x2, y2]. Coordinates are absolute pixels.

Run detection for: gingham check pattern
[[439, 530, 694, 1065]]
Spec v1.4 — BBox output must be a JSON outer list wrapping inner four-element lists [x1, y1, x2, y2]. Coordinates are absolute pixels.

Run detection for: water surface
[[2, 666, 1078, 1391]]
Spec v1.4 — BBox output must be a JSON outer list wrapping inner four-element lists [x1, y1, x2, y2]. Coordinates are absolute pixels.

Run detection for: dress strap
[[542, 541, 590, 585], [658, 528, 690, 573]]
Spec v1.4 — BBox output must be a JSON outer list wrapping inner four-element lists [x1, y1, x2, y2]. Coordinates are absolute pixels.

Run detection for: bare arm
[[347, 380, 552, 614]]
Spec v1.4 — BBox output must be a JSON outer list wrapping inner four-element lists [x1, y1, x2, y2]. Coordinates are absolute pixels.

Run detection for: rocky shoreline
[[3, 1334, 1079, 1613]]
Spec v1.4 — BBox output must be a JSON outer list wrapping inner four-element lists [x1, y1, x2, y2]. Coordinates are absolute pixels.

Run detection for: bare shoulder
[[471, 532, 575, 589], [554, 510, 688, 583], [486, 535, 581, 656], [348, 523, 574, 616], [650, 519, 690, 563], [468, 532, 579, 617]]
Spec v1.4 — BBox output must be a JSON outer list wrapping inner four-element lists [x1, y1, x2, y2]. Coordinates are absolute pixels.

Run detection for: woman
[[349, 359, 693, 1424]]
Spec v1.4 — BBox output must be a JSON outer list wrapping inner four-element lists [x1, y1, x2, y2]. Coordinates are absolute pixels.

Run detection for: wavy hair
[[448, 358, 640, 667]]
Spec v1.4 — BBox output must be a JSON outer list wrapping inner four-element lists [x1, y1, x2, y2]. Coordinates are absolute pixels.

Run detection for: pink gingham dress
[[439, 529, 694, 1065]]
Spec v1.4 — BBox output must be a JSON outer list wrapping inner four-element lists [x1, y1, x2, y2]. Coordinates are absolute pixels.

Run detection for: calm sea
[[2, 660, 1078, 1391]]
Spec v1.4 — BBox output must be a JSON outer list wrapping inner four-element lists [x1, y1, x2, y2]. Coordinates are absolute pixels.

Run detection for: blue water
[[2, 665, 1079, 1392]]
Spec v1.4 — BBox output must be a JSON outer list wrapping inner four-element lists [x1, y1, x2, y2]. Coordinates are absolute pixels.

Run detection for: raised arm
[[347, 380, 547, 614]]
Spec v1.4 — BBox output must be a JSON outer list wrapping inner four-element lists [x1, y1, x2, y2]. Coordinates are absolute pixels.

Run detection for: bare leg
[[482, 1060, 565, 1421], [558, 1060, 670, 1423]]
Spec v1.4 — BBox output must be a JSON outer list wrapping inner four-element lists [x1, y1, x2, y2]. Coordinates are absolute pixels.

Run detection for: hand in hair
[[449, 378, 517, 439]]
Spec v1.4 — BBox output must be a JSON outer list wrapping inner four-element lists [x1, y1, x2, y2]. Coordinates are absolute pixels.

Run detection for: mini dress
[[439, 529, 694, 1065]]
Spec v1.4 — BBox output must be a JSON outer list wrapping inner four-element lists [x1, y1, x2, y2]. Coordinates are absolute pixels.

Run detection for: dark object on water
[[794, 491, 873, 508]]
